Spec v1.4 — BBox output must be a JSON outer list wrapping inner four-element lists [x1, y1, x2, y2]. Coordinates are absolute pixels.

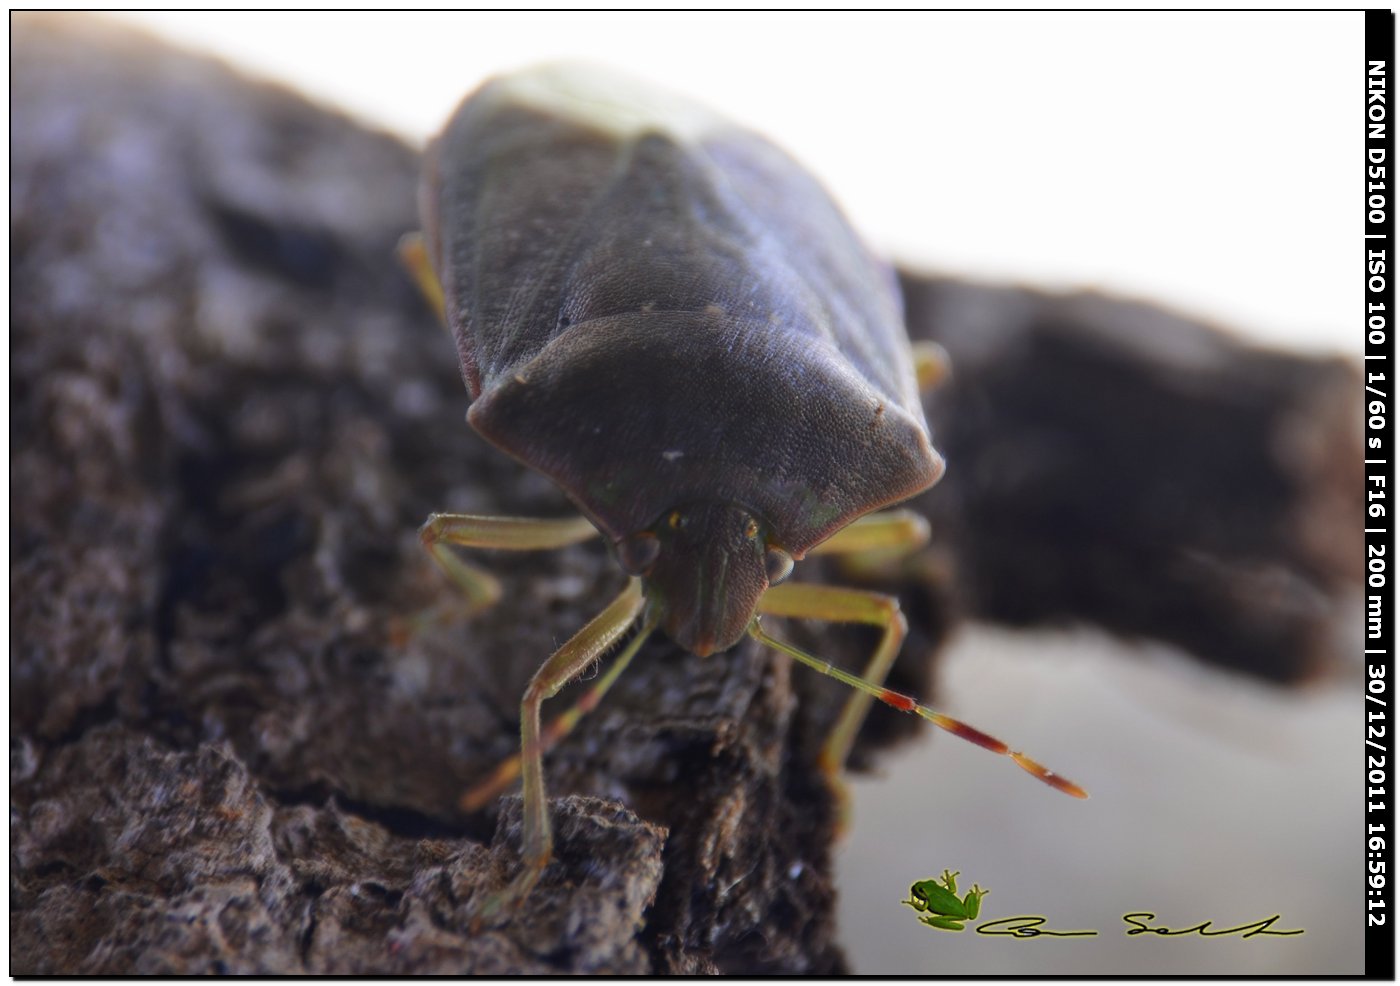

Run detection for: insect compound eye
[[668, 510, 683, 530], [617, 532, 661, 576], [764, 546, 794, 586]]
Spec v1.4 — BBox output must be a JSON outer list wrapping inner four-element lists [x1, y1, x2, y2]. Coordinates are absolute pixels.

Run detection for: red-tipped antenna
[[751, 622, 1088, 799]]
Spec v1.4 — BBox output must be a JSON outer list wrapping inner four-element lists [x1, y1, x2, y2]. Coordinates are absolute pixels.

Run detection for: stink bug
[[400, 64, 1086, 921]]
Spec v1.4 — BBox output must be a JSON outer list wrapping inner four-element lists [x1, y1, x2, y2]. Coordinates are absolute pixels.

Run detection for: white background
[[101, 11, 1364, 975]]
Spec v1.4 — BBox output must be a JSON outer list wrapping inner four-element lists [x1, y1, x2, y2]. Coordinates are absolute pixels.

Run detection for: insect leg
[[806, 508, 930, 558], [460, 612, 658, 812], [755, 582, 906, 788], [911, 340, 952, 393], [807, 508, 947, 586], [473, 577, 647, 925], [397, 231, 445, 323], [419, 513, 599, 613]]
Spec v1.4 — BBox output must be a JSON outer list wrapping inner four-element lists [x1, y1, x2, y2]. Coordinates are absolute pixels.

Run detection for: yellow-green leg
[[794, 508, 932, 783], [398, 231, 445, 323], [419, 512, 598, 613], [461, 611, 658, 812], [911, 340, 952, 393], [473, 578, 648, 926], [756, 581, 907, 828], [807, 508, 930, 558], [753, 504, 1087, 816]]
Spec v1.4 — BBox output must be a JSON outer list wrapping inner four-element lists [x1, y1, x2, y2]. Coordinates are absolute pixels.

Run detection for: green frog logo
[[902, 870, 989, 932]]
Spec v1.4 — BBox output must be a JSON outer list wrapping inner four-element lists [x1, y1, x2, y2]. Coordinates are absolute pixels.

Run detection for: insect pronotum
[[402, 64, 1086, 923]]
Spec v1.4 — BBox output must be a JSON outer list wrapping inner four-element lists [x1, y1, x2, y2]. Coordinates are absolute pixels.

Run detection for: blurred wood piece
[[899, 271, 1361, 682]]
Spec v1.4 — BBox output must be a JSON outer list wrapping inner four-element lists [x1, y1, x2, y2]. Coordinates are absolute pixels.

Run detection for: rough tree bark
[[10, 15, 1362, 974]]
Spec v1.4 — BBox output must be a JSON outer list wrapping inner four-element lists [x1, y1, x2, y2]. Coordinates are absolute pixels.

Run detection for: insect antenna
[[750, 620, 1088, 799]]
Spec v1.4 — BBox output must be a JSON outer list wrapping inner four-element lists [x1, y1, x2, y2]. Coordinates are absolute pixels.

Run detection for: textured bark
[[10, 14, 1361, 975], [10, 16, 846, 974]]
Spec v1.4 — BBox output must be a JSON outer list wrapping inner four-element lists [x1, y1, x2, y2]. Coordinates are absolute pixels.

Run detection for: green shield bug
[[401, 64, 1087, 922]]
